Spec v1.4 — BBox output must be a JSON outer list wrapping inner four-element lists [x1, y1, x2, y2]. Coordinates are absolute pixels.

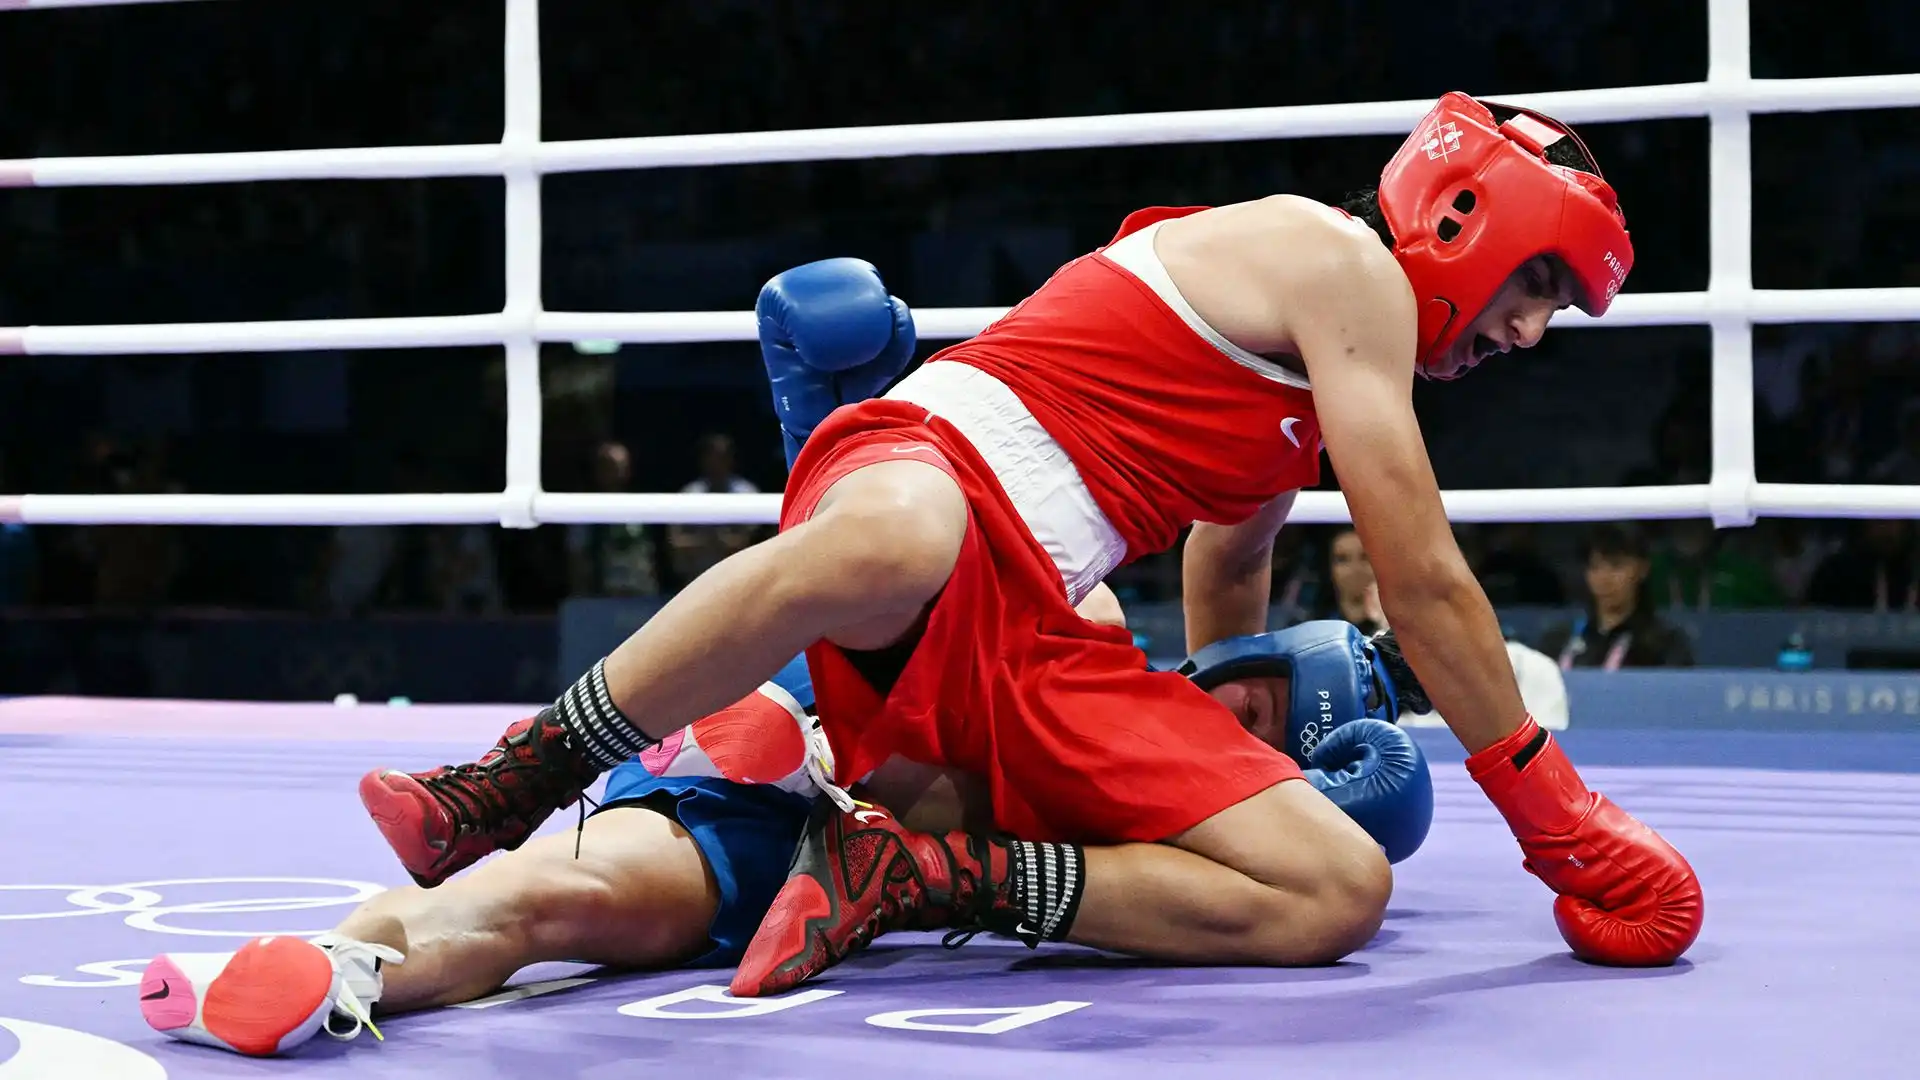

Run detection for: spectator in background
[[1866, 401, 1920, 486], [1327, 525, 1573, 729], [428, 526, 504, 615], [1802, 345, 1893, 483], [1539, 523, 1694, 669], [1474, 523, 1566, 606], [83, 442, 185, 610], [1623, 402, 1712, 488], [1322, 527, 1387, 635], [1648, 518, 1782, 610], [567, 441, 661, 598], [322, 452, 432, 614], [322, 527, 397, 616], [667, 432, 762, 584], [1263, 526, 1320, 627], [1806, 519, 1918, 611], [1760, 519, 1836, 605]]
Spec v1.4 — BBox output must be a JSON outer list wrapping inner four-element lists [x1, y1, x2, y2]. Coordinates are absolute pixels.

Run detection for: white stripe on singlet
[[884, 361, 1127, 607]]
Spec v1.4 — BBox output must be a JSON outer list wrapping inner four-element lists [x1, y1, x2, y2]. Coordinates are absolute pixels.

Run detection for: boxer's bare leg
[[334, 808, 717, 1013], [348, 744, 990, 1016], [598, 459, 965, 743], [1074, 581, 1127, 630], [1062, 780, 1390, 964], [367, 461, 1076, 891], [864, 756, 994, 834], [733, 772, 1390, 996]]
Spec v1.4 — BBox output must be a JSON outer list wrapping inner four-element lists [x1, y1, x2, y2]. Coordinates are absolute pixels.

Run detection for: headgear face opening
[[1377, 92, 1633, 372]]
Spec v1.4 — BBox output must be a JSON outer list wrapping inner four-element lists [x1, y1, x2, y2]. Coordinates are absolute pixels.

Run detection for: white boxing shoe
[[140, 934, 401, 1057], [639, 680, 856, 811]]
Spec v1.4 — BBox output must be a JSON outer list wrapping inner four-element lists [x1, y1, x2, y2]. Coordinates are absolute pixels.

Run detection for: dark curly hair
[[1367, 628, 1433, 718]]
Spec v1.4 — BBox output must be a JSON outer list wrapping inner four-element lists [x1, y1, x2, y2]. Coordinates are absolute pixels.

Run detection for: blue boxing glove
[[756, 258, 917, 468], [1305, 719, 1434, 864]]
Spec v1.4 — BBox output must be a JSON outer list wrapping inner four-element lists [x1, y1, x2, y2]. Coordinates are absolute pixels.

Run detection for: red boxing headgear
[[1378, 92, 1633, 369]]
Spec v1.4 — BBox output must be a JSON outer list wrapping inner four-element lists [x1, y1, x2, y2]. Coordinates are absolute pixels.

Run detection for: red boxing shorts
[[781, 397, 1302, 844]]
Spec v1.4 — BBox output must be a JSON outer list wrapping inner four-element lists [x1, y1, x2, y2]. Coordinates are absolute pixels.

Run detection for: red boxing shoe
[[359, 710, 600, 888], [730, 801, 1015, 997], [1468, 716, 1704, 966]]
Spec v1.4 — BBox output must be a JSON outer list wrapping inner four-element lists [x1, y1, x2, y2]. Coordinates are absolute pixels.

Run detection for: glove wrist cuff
[[1467, 715, 1593, 837], [1462, 715, 1542, 776]]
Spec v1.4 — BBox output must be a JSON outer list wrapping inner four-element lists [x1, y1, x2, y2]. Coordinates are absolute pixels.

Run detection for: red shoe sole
[[142, 938, 335, 1057], [358, 770, 458, 888], [204, 937, 335, 1057]]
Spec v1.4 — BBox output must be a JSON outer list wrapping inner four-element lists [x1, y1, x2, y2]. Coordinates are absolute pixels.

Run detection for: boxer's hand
[[1303, 719, 1433, 864], [756, 258, 917, 464], [1468, 717, 1703, 966]]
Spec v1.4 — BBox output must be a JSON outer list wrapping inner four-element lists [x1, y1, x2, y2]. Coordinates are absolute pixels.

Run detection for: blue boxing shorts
[[592, 651, 822, 965], [594, 769, 812, 967]]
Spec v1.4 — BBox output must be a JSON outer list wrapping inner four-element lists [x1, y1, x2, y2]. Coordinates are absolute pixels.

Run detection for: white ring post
[[1706, 0, 1758, 528], [499, 0, 545, 529]]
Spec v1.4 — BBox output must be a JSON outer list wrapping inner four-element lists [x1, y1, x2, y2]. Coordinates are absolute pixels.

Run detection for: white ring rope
[[5, 0, 215, 9], [3, 0, 1917, 528]]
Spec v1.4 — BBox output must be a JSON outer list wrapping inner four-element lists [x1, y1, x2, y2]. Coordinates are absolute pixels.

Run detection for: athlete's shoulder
[[1241, 198, 1414, 330], [1106, 206, 1213, 245], [1256, 196, 1399, 273], [1158, 197, 1395, 288]]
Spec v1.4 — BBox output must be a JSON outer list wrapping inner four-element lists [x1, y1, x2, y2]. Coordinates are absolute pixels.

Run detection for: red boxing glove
[[1467, 716, 1703, 966]]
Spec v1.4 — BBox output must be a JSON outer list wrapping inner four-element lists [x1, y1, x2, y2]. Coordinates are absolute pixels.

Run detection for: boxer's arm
[[1181, 491, 1296, 653], [1283, 237, 1527, 756]]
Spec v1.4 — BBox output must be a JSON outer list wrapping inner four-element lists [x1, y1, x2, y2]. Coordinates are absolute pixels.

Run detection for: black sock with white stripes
[[1007, 841, 1086, 944], [550, 659, 658, 771]]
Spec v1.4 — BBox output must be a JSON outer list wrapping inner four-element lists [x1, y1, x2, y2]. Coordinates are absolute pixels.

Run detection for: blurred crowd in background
[[0, 0, 1916, 693]]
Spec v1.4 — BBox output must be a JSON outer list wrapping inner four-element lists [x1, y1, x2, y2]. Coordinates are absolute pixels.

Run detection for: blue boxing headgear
[[1177, 621, 1408, 765], [1179, 622, 1435, 863]]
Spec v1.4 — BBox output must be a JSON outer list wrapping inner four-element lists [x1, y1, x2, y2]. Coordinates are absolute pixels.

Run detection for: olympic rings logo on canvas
[[0, 878, 385, 938]]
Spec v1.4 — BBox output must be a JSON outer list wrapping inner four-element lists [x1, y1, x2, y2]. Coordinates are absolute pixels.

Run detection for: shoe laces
[[937, 843, 1027, 951], [935, 880, 995, 951], [846, 885, 908, 957], [313, 937, 405, 1043], [312, 934, 405, 975], [322, 987, 384, 1043], [941, 913, 1040, 952], [572, 790, 600, 861], [802, 717, 857, 813], [940, 926, 984, 950], [418, 758, 550, 834]]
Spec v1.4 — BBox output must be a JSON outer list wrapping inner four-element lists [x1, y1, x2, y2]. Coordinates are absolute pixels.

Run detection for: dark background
[[0, 0, 1915, 699]]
